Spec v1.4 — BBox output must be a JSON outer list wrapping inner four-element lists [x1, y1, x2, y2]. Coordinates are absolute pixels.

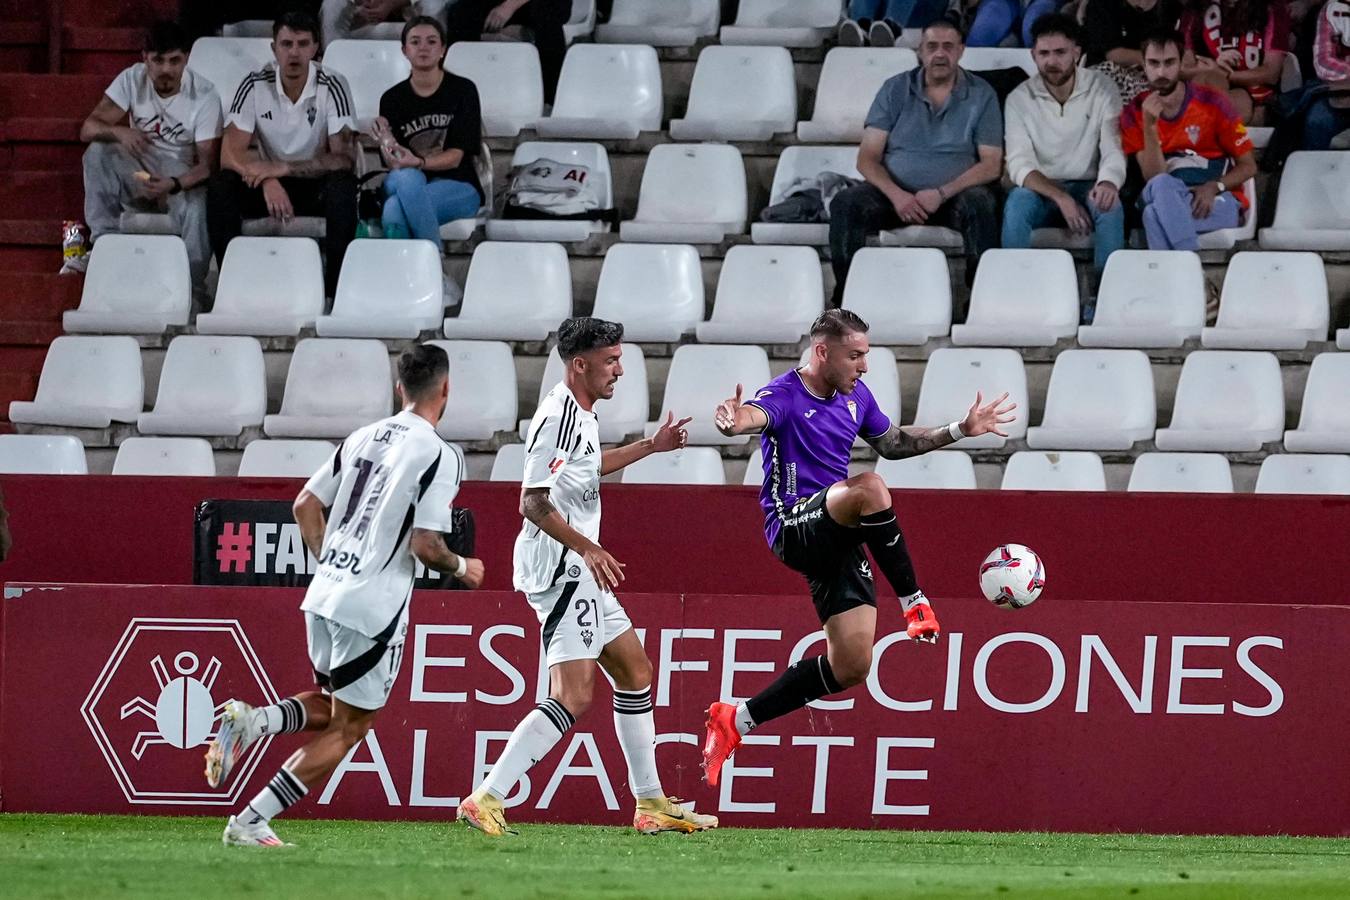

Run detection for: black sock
[[859, 508, 921, 597], [745, 656, 843, 727]]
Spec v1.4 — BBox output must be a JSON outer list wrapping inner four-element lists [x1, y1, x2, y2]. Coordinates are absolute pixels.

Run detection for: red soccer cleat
[[905, 601, 941, 644], [700, 701, 742, 787]]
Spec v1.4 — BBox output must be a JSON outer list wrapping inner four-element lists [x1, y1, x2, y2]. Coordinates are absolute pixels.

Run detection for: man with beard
[[1120, 28, 1257, 250]]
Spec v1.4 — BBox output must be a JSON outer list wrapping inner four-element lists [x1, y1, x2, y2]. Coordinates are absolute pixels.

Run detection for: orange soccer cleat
[[905, 601, 941, 644], [700, 701, 742, 787]]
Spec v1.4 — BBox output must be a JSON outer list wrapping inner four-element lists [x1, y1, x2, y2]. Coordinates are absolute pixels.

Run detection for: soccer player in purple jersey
[[700, 309, 1016, 785]]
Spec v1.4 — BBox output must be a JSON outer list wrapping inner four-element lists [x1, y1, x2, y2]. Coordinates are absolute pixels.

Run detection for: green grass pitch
[[3, 814, 1350, 898]]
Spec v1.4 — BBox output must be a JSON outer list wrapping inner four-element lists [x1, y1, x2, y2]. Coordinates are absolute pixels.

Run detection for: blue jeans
[[848, 0, 948, 27], [1303, 96, 1350, 151], [1002, 181, 1124, 273], [967, 0, 1057, 47], [1139, 173, 1241, 251], [382, 168, 482, 243]]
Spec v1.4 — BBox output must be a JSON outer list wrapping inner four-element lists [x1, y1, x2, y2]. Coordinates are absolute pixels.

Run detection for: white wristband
[[453, 555, 468, 579], [948, 421, 965, 442]]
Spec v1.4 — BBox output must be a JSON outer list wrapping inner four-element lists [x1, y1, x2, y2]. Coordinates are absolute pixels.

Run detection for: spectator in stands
[[1305, 0, 1350, 148], [79, 22, 221, 296], [828, 18, 1002, 302], [320, 0, 452, 46], [1003, 15, 1125, 285], [1083, 0, 1182, 102], [1121, 28, 1257, 250], [837, 0, 953, 46], [447, 0, 571, 104], [1180, 0, 1291, 123], [207, 11, 358, 300], [964, 0, 1057, 47], [375, 16, 485, 241]]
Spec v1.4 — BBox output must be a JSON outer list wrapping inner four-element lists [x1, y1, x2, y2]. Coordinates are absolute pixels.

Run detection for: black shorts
[[771, 489, 875, 624]]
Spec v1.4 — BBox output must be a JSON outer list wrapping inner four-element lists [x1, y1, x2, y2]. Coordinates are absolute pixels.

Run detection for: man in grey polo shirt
[[829, 18, 1003, 303]]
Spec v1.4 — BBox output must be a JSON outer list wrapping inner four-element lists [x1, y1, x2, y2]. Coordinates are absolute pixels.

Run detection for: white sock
[[734, 701, 757, 737], [238, 768, 307, 824], [482, 698, 574, 800], [253, 697, 307, 735], [612, 686, 663, 800], [899, 590, 928, 613]]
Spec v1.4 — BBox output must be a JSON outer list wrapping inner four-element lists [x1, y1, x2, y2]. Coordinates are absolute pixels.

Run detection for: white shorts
[[527, 579, 633, 667], [305, 612, 405, 711]]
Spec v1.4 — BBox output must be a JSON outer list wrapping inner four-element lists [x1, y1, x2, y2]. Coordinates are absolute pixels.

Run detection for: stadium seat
[[428, 341, 519, 441], [9, 336, 143, 429], [596, 0, 721, 45], [136, 336, 266, 437], [445, 42, 544, 138], [720, 0, 842, 47], [322, 40, 409, 130], [655, 345, 771, 445], [669, 46, 797, 141], [1077, 251, 1206, 348], [220, 21, 272, 36], [1026, 350, 1156, 450], [241, 216, 325, 239], [197, 237, 324, 336], [519, 345, 649, 443], [1001, 451, 1106, 491], [1259, 152, 1350, 251], [1339, 328, 1350, 350], [1255, 454, 1350, 495], [752, 146, 862, 245], [591, 244, 704, 341], [263, 339, 392, 439], [238, 439, 337, 478], [621, 447, 726, 484], [621, 143, 747, 244], [743, 446, 764, 485], [535, 44, 662, 140], [913, 348, 1029, 449], [485, 142, 613, 242], [841, 248, 951, 345], [63, 234, 190, 335], [796, 48, 918, 142], [435, 139, 494, 242], [1127, 452, 1234, 493], [490, 443, 525, 482], [875, 450, 977, 489], [1202, 252, 1328, 350], [951, 249, 1078, 347], [877, 222, 962, 250], [185, 37, 273, 114], [564, 0, 598, 42], [444, 242, 572, 340], [1284, 353, 1350, 452], [961, 47, 1037, 75], [696, 246, 823, 343], [1187, 178, 1258, 251], [1154, 351, 1285, 452], [112, 437, 216, 476], [317, 240, 444, 339], [0, 434, 87, 474]]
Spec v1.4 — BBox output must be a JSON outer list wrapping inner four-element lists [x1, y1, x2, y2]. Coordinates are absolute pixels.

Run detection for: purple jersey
[[749, 368, 891, 546]]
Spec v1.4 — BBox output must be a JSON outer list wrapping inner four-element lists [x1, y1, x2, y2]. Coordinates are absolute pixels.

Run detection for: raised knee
[[382, 168, 421, 192], [850, 470, 891, 505]]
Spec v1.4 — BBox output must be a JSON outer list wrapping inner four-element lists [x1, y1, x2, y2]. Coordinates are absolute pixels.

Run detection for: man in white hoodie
[[1002, 12, 1126, 286]]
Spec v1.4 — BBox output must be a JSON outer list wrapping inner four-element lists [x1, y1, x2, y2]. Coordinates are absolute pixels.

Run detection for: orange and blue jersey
[[1120, 83, 1254, 207]]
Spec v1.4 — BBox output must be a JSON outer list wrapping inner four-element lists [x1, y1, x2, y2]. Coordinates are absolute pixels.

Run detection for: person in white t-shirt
[[79, 21, 221, 293], [203, 343, 486, 848]]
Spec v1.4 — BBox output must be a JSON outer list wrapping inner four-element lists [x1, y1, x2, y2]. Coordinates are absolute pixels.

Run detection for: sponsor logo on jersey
[[805, 409, 816, 419], [549, 458, 565, 474]]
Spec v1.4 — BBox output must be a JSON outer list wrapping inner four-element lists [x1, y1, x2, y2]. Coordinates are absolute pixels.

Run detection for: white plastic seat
[[795, 345, 901, 447], [796, 48, 918, 142], [696, 246, 823, 343], [842, 248, 951, 344], [1255, 454, 1350, 494], [238, 439, 338, 478], [564, 0, 598, 42], [878, 222, 963, 249], [1154, 351, 1285, 452], [1001, 451, 1106, 491], [112, 437, 216, 476], [1078, 251, 1207, 348], [1201, 252, 1329, 350], [0, 434, 87, 474], [444, 242, 572, 340], [63, 234, 190, 334], [743, 446, 764, 485], [621, 143, 747, 244], [1339, 329, 1350, 350], [596, 0, 721, 45], [197, 237, 324, 336], [621, 447, 726, 484], [875, 451, 977, 489], [9, 336, 143, 428], [185, 37, 273, 114], [263, 339, 392, 438], [536, 44, 662, 140], [436, 139, 493, 242], [913, 348, 1029, 449], [1260, 152, 1350, 251], [490, 444, 526, 482], [669, 46, 796, 141], [429, 341, 519, 441], [518, 344, 649, 443], [485, 142, 613, 242], [753, 146, 861, 245], [720, 0, 842, 47], [960, 48, 1037, 76], [1127, 452, 1233, 493], [1196, 177, 1257, 250], [445, 42, 543, 137], [322, 40, 408, 130], [1026, 350, 1156, 450], [137, 336, 266, 436], [317, 240, 444, 339], [654, 345, 771, 445], [591, 244, 704, 341], [1285, 353, 1350, 452], [951, 249, 1079, 347], [240, 216, 325, 239]]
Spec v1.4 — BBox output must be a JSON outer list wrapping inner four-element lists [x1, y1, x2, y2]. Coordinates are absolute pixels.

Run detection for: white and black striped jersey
[[225, 61, 354, 162], [513, 383, 602, 595], [300, 411, 462, 644]]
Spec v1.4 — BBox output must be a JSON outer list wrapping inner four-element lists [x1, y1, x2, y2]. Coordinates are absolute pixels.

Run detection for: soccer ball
[[979, 544, 1046, 609]]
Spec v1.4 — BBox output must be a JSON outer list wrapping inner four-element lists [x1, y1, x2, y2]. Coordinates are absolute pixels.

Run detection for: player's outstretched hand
[[651, 411, 693, 452], [714, 384, 744, 437], [583, 545, 626, 591], [459, 557, 485, 590], [960, 391, 1017, 438]]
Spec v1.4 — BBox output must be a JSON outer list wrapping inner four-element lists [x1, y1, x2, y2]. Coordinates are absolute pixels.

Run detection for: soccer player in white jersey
[[457, 317, 718, 836], [204, 344, 485, 847]]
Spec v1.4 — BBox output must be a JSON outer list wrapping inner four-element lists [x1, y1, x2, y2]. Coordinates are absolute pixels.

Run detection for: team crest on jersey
[[1185, 124, 1201, 145], [306, 100, 317, 127], [846, 400, 858, 422], [581, 629, 594, 648]]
